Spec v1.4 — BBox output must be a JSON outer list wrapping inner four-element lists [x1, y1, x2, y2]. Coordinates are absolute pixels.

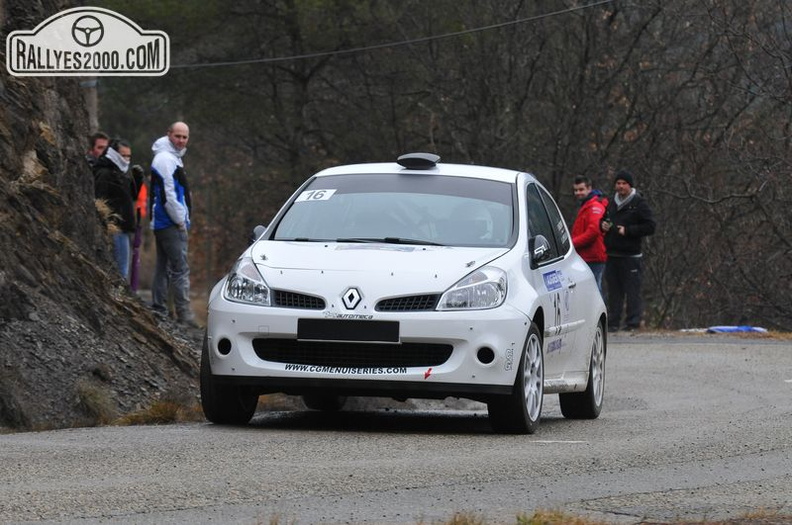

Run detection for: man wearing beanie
[[601, 170, 656, 332]]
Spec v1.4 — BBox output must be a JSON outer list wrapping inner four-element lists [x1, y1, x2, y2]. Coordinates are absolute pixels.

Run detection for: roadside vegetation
[[261, 509, 792, 525], [476, 510, 792, 525], [113, 399, 204, 426]]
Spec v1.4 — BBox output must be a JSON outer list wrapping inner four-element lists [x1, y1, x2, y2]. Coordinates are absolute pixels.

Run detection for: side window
[[525, 184, 560, 260], [538, 186, 571, 255]]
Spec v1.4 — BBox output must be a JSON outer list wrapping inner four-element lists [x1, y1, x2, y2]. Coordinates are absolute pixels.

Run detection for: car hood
[[250, 241, 509, 295]]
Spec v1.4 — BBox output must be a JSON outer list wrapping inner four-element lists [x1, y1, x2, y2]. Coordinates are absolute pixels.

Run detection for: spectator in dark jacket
[[86, 131, 109, 168], [94, 138, 137, 279], [601, 170, 656, 332]]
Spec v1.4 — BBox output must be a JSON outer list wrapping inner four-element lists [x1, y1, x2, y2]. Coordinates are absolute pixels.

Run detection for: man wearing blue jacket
[[149, 121, 198, 327]]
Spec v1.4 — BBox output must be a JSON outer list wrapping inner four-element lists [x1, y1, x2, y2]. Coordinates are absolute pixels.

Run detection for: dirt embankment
[[0, 1, 200, 431]]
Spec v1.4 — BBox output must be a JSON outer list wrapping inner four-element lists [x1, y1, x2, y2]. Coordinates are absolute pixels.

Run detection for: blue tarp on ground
[[706, 326, 768, 333]]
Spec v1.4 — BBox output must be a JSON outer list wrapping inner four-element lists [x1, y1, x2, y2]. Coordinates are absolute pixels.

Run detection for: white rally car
[[201, 153, 606, 433]]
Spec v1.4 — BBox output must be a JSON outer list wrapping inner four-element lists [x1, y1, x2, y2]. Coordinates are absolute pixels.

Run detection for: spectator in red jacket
[[571, 175, 607, 293]]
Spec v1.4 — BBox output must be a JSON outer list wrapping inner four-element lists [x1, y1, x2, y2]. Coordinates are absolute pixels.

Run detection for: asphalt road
[[1, 334, 790, 524]]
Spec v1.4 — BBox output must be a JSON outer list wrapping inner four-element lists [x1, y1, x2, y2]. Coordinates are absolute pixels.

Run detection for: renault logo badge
[[342, 287, 361, 310]]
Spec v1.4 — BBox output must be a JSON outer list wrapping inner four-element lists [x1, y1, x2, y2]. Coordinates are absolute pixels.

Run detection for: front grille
[[376, 294, 440, 312], [273, 290, 325, 310], [253, 339, 453, 368]]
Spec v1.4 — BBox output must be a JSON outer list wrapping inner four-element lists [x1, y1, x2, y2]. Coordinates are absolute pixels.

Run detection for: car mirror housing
[[250, 224, 268, 244]]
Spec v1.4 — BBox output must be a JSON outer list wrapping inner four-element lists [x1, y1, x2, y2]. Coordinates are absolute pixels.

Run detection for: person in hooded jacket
[[94, 138, 137, 279], [571, 175, 608, 294], [149, 121, 198, 328], [601, 170, 656, 332]]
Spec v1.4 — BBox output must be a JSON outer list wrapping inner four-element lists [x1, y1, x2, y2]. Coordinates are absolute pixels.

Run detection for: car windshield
[[272, 173, 515, 247]]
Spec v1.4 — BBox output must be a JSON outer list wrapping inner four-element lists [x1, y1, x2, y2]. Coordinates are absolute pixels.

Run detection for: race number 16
[[296, 189, 336, 202]]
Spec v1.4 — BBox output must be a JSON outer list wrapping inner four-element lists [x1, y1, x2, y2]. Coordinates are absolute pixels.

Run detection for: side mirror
[[250, 224, 268, 244], [528, 235, 552, 269]]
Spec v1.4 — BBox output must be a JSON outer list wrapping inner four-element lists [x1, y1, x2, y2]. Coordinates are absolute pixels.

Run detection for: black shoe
[[608, 326, 619, 333], [624, 325, 639, 332]]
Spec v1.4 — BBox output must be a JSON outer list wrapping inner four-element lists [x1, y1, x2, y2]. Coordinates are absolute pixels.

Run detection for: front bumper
[[206, 295, 531, 400]]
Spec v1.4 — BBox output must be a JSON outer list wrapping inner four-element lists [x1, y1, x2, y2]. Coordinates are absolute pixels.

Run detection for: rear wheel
[[560, 320, 605, 419], [302, 393, 347, 411], [487, 322, 544, 434], [200, 334, 258, 425]]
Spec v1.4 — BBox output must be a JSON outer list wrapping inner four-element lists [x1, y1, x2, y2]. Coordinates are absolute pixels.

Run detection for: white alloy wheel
[[522, 329, 544, 422], [487, 322, 544, 434], [560, 320, 605, 419]]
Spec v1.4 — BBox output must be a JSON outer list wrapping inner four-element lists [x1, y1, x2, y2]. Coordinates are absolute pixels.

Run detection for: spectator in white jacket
[[149, 121, 198, 328]]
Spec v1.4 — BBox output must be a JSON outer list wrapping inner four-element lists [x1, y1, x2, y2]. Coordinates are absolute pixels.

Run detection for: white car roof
[[313, 160, 536, 185]]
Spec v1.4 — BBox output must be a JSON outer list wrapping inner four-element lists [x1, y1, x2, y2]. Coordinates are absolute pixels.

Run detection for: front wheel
[[560, 320, 605, 419], [200, 334, 258, 425], [487, 322, 544, 434]]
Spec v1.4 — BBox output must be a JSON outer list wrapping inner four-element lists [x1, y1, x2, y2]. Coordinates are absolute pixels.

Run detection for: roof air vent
[[397, 152, 440, 170]]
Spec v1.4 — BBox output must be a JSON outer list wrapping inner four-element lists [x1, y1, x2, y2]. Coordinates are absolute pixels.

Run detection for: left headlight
[[223, 257, 271, 306], [437, 267, 507, 310]]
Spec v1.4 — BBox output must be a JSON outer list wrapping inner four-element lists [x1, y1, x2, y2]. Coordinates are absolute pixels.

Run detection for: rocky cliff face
[[0, 2, 199, 431]]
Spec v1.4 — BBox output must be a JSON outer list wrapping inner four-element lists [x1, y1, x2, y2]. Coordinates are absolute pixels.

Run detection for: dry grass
[[517, 510, 613, 524], [660, 509, 792, 525], [414, 511, 599, 525], [621, 329, 792, 341], [114, 399, 204, 426], [94, 198, 121, 234], [427, 510, 792, 525], [75, 379, 117, 425], [112, 392, 305, 426]]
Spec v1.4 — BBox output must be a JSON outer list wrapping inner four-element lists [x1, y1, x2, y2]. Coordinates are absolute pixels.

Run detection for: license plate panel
[[298, 319, 400, 343]]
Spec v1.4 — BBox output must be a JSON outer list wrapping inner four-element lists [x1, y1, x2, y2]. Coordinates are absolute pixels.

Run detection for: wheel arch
[[599, 312, 608, 356], [531, 307, 545, 339]]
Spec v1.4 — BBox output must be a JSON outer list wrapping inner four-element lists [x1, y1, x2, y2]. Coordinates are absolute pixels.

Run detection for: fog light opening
[[477, 347, 495, 365], [217, 338, 232, 356]]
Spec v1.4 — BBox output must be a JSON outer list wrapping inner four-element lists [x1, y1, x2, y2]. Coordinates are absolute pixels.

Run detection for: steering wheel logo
[[71, 15, 104, 47], [7, 6, 171, 76]]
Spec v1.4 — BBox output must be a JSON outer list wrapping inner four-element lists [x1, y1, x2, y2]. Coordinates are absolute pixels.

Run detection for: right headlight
[[437, 267, 507, 310], [223, 257, 271, 306]]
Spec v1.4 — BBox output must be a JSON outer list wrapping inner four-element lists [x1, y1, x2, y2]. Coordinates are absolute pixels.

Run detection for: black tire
[[302, 393, 347, 411], [487, 322, 544, 434], [200, 334, 258, 425], [560, 320, 606, 419]]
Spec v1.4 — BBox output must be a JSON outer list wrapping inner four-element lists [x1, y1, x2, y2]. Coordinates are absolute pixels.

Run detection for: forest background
[[94, 0, 792, 331]]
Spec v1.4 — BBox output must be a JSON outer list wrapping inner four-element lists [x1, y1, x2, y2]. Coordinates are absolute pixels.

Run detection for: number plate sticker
[[295, 189, 337, 202], [298, 319, 400, 343]]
